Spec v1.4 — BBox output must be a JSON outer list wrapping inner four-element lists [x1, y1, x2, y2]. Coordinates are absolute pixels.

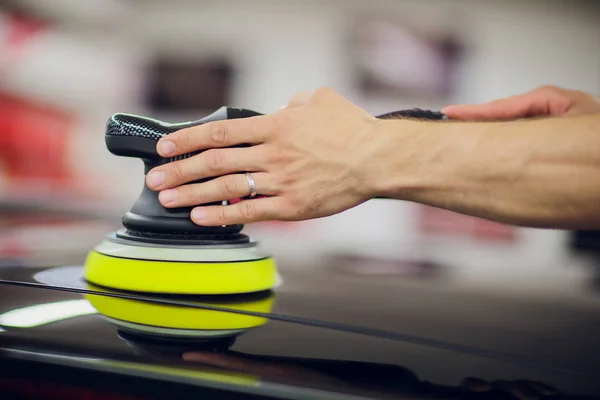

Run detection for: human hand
[[442, 85, 600, 121], [145, 88, 388, 226]]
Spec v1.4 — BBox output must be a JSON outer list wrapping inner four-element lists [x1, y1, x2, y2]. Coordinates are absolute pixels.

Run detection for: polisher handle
[[105, 106, 262, 174], [105, 106, 262, 236]]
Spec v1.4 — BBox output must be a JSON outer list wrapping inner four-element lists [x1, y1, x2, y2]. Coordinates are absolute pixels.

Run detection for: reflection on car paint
[[0, 299, 96, 328]]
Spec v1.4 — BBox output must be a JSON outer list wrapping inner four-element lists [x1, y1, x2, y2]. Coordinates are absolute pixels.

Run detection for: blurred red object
[[0, 92, 74, 186], [0, 12, 77, 193], [0, 237, 28, 259], [3, 12, 46, 56], [418, 205, 515, 242]]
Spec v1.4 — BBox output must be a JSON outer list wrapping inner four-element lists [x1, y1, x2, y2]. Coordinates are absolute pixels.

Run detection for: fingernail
[[159, 189, 177, 204], [147, 170, 165, 188], [158, 140, 175, 156], [192, 208, 207, 222]]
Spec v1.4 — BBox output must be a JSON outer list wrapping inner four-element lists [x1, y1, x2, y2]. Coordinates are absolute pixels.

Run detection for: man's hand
[[145, 88, 387, 226], [442, 85, 600, 121]]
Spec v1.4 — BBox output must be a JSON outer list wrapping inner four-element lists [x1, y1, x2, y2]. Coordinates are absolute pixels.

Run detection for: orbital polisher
[[84, 107, 278, 295], [83, 106, 446, 295]]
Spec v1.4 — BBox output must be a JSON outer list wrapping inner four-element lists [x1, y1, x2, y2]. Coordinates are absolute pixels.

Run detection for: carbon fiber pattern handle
[[105, 106, 262, 172]]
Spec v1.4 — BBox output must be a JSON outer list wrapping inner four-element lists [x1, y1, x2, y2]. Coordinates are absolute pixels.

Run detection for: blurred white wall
[[3, 0, 600, 281]]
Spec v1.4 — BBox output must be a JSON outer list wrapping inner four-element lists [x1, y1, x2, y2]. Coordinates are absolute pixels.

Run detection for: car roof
[[1, 261, 600, 399]]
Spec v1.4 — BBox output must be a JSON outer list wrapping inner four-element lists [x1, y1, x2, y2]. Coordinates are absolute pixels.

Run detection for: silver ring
[[244, 172, 257, 198]]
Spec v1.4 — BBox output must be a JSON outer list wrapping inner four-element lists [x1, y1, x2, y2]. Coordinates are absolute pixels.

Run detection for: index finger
[[157, 115, 275, 157]]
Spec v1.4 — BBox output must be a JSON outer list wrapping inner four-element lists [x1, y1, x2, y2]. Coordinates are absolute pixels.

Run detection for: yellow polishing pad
[[85, 283, 275, 332], [84, 250, 277, 295]]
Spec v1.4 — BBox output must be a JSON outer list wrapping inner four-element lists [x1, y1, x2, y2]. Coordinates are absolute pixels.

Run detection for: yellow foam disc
[[85, 284, 274, 331], [84, 250, 277, 295]]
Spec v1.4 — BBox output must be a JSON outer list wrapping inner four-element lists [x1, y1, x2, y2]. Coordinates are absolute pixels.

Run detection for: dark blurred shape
[[145, 57, 235, 113], [570, 231, 600, 253], [349, 15, 463, 100], [325, 252, 445, 279], [570, 230, 600, 290], [419, 205, 517, 243]]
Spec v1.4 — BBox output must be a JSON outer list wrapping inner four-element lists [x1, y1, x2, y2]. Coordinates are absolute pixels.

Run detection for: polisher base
[[83, 231, 278, 295]]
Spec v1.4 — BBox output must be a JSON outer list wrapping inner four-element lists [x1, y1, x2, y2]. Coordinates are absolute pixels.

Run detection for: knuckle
[[312, 86, 336, 99], [282, 207, 297, 220], [209, 122, 228, 145], [290, 205, 306, 221], [171, 161, 185, 182], [266, 148, 283, 164], [216, 207, 228, 225], [293, 90, 309, 98], [182, 184, 195, 202], [241, 201, 257, 220], [290, 195, 319, 220], [178, 131, 193, 153], [535, 84, 561, 94], [277, 172, 296, 186], [221, 175, 241, 197], [269, 117, 282, 138], [304, 199, 319, 214], [205, 149, 227, 171]]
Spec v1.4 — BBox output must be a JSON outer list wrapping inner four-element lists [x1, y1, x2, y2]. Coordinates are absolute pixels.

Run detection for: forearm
[[374, 113, 600, 229]]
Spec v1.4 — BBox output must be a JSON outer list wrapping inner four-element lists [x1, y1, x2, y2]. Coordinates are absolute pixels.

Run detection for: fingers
[[158, 172, 278, 208], [156, 114, 276, 158], [442, 86, 570, 121], [146, 146, 265, 190], [442, 96, 532, 121], [190, 196, 287, 226]]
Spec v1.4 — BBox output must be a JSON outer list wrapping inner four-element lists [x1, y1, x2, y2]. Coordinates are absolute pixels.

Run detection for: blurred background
[[1, 0, 600, 296]]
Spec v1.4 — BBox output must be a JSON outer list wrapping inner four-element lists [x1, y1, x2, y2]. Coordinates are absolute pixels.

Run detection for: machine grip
[[104, 106, 262, 237], [105, 106, 262, 173]]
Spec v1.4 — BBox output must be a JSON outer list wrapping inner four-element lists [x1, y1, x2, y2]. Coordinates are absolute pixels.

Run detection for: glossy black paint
[[1, 256, 600, 399]]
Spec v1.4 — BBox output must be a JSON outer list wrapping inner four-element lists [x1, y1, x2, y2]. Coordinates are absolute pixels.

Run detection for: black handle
[[106, 107, 262, 237], [105, 106, 262, 174]]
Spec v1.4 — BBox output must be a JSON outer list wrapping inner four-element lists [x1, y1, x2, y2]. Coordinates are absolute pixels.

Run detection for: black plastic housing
[[105, 106, 261, 238]]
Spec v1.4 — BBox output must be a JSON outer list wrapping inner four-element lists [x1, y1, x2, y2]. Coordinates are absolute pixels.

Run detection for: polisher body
[[84, 107, 278, 295], [84, 106, 445, 295]]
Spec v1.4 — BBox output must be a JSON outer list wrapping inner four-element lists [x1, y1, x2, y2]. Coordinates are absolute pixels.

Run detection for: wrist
[[365, 118, 473, 201], [360, 118, 433, 199]]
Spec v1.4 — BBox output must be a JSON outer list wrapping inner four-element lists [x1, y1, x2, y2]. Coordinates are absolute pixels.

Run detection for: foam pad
[[84, 251, 277, 295], [85, 283, 274, 334]]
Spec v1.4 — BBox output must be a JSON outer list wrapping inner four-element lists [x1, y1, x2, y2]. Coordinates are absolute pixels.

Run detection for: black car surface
[[1, 209, 600, 399]]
